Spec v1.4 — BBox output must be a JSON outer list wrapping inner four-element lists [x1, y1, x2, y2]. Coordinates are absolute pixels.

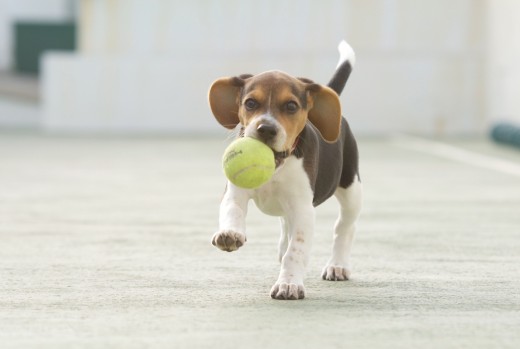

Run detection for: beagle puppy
[[208, 41, 361, 300]]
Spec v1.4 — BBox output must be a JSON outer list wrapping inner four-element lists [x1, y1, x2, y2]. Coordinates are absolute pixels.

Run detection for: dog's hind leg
[[322, 180, 362, 281]]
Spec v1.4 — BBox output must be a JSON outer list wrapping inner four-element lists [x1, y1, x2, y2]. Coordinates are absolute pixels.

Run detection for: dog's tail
[[327, 40, 356, 96]]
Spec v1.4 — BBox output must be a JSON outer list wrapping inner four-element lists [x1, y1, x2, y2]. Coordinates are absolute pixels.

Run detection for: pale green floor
[[0, 134, 519, 348]]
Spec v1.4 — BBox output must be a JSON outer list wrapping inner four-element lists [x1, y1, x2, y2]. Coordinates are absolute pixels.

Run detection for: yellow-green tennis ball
[[222, 137, 275, 189]]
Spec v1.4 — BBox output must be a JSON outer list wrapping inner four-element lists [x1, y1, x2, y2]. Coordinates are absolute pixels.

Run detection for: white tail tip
[[337, 40, 356, 68]]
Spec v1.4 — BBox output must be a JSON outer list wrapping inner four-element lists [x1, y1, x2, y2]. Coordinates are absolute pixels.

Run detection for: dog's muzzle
[[240, 123, 298, 168]]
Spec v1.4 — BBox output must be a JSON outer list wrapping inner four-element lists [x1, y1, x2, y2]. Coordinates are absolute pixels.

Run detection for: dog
[[208, 40, 361, 300]]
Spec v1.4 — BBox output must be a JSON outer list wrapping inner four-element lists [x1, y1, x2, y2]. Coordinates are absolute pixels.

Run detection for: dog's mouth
[[240, 125, 298, 167], [272, 137, 300, 167], [273, 149, 291, 167]]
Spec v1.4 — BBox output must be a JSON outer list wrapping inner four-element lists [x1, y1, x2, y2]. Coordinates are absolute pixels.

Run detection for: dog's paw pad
[[211, 230, 246, 252], [270, 282, 305, 300], [321, 264, 351, 281]]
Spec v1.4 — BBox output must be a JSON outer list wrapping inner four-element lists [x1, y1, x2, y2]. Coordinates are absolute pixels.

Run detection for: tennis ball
[[222, 137, 275, 189]]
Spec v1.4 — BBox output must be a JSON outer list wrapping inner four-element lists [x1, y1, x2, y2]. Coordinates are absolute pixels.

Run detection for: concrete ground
[[1, 133, 519, 348]]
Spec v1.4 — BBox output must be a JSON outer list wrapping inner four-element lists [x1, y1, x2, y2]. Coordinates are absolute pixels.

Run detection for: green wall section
[[14, 22, 76, 75]]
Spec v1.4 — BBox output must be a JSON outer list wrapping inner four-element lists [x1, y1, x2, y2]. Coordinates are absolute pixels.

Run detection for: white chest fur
[[252, 156, 313, 217]]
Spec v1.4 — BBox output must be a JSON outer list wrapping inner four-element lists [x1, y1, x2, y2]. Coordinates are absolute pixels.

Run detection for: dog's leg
[[270, 203, 315, 300], [278, 217, 289, 263], [322, 180, 362, 281], [212, 184, 250, 252]]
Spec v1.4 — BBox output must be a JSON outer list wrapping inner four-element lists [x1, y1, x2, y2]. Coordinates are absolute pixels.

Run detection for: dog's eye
[[286, 101, 299, 113], [244, 99, 259, 111]]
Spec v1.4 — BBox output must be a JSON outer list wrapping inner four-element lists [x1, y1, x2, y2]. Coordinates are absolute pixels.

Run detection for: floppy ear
[[307, 84, 342, 143], [208, 76, 249, 129]]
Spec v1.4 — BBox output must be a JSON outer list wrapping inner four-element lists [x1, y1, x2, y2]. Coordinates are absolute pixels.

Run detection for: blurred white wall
[[39, 0, 507, 135], [487, 0, 520, 126], [0, 0, 74, 71]]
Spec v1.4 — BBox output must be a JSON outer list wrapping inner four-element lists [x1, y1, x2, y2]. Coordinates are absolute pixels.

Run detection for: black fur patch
[[294, 118, 359, 207]]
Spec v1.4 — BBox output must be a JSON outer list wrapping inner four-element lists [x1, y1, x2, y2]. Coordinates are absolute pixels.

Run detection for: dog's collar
[[274, 137, 299, 167]]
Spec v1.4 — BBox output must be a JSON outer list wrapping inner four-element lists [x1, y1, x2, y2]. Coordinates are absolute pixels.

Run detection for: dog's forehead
[[244, 71, 305, 96]]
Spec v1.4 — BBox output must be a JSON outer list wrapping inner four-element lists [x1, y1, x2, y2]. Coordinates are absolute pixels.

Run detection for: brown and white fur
[[208, 41, 361, 300]]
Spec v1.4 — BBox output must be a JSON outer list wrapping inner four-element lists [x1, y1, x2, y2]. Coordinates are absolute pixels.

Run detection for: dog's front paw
[[211, 230, 246, 252], [321, 263, 351, 281], [270, 282, 305, 300]]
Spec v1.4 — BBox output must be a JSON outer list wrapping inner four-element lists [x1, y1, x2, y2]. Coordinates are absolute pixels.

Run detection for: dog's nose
[[256, 124, 278, 141]]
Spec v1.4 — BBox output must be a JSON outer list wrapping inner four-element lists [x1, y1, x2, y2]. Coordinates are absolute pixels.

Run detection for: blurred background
[[0, 0, 518, 137]]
